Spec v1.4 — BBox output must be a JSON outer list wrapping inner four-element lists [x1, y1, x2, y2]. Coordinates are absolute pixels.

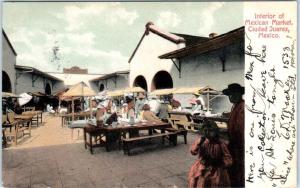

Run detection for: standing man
[[222, 83, 245, 187]]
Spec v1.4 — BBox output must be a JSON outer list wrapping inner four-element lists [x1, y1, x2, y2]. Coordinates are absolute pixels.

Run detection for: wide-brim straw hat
[[222, 83, 245, 95]]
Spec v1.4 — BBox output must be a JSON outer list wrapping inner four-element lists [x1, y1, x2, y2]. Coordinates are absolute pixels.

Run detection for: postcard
[[1, 1, 297, 188]]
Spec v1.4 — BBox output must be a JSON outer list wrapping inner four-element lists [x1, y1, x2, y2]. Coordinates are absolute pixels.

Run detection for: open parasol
[[62, 82, 96, 120]]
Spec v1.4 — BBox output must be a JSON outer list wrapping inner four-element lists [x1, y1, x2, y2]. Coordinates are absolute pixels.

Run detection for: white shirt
[[148, 99, 161, 114]]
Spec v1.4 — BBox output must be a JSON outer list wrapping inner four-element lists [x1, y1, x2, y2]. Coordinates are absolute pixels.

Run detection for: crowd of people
[[88, 91, 206, 125]]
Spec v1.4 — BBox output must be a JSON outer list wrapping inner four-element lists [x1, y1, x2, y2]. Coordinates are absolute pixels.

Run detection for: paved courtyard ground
[[2, 114, 198, 188]]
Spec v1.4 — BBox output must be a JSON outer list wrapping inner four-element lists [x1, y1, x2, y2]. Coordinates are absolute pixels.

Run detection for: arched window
[[133, 75, 148, 91], [151, 71, 173, 91]]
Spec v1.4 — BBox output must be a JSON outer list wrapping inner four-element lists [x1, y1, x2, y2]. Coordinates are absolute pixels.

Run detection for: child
[[188, 120, 232, 188]]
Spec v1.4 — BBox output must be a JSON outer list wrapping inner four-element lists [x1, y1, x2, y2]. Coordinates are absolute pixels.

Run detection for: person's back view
[[158, 102, 169, 122]]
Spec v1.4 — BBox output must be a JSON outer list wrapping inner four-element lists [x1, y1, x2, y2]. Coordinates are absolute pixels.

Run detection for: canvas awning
[[123, 87, 145, 93], [2, 92, 19, 98], [107, 90, 124, 97], [18, 93, 33, 106], [62, 82, 96, 97], [150, 88, 177, 96], [197, 87, 221, 95], [172, 86, 205, 94], [106, 87, 145, 97]]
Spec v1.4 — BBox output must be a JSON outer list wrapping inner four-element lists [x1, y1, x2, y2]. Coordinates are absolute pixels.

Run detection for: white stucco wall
[[95, 74, 129, 91], [2, 33, 16, 93], [129, 32, 183, 91], [171, 42, 244, 113]]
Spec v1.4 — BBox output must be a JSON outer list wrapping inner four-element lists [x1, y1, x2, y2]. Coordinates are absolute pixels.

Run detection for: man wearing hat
[[222, 83, 245, 187], [135, 92, 147, 118]]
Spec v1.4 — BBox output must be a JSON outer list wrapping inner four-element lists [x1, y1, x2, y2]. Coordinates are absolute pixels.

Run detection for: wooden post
[[207, 92, 210, 112], [72, 97, 74, 121], [89, 97, 92, 119]]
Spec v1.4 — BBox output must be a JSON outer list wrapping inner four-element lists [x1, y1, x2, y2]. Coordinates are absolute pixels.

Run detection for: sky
[[3, 2, 243, 74]]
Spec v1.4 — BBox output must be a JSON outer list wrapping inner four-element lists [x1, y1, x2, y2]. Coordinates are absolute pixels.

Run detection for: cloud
[[10, 27, 128, 74], [66, 32, 96, 47], [104, 7, 139, 26], [197, 2, 225, 35], [60, 4, 107, 31], [156, 11, 181, 29], [57, 4, 139, 31]]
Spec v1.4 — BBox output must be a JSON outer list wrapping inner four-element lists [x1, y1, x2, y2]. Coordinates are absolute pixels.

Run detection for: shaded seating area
[[83, 120, 182, 155], [2, 112, 32, 146], [22, 109, 43, 127]]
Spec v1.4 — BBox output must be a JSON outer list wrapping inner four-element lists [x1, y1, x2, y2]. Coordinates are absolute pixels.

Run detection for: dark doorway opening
[[133, 75, 148, 91], [2, 71, 12, 92], [45, 83, 52, 95], [151, 71, 173, 91], [99, 84, 105, 92]]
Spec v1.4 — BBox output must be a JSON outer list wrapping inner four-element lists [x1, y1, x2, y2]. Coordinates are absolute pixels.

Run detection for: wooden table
[[192, 115, 229, 123], [2, 118, 32, 146], [22, 111, 43, 126], [87, 122, 172, 152], [60, 113, 91, 127]]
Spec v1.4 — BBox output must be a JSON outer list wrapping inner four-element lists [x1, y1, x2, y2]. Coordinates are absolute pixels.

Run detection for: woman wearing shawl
[[188, 120, 232, 188]]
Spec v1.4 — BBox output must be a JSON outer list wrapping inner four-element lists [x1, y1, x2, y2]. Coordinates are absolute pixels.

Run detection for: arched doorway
[[99, 84, 105, 92], [45, 83, 52, 95], [133, 75, 148, 91], [151, 71, 173, 91], [2, 71, 12, 92]]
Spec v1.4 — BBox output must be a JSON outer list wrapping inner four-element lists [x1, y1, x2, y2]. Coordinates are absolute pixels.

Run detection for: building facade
[[48, 66, 103, 93], [90, 71, 129, 92], [15, 65, 64, 95], [129, 23, 244, 112], [2, 30, 17, 93], [129, 22, 186, 92]]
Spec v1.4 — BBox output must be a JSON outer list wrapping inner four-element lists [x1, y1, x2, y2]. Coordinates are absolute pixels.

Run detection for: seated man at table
[[157, 97, 172, 122], [46, 104, 55, 114], [191, 97, 205, 115], [125, 95, 139, 137], [148, 94, 161, 116], [141, 104, 162, 123]]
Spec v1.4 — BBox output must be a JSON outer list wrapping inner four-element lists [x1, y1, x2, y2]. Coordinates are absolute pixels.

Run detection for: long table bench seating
[[167, 114, 188, 144], [122, 132, 177, 156], [83, 123, 106, 154], [3, 112, 32, 146]]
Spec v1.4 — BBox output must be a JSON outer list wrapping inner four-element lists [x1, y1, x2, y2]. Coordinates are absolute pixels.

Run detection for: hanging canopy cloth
[[18, 93, 33, 106], [62, 82, 96, 97], [150, 88, 177, 96], [2, 92, 20, 98]]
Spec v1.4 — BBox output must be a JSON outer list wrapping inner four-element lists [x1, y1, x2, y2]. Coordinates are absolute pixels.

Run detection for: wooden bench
[[122, 132, 177, 156], [165, 127, 187, 144]]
